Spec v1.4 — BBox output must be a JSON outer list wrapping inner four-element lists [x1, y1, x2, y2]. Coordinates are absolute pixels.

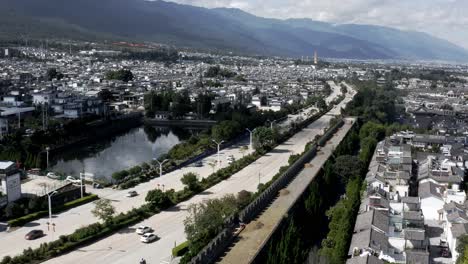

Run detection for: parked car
[[65, 176, 81, 184], [25, 230, 44, 240], [194, 160, 203, 167], [136, 225, 152, 235], [126, 190, 138, 197], [227, 155, 235, 164], [140, 233, 158, 243]]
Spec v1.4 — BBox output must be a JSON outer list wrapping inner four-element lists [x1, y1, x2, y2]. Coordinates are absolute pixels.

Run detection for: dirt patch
[[253, 221, 264, 230], [279, 189, 290, 196]]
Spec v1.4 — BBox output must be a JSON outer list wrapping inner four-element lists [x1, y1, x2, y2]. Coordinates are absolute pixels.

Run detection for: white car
[[140, 233, 158, 243], [136, 225, 152, 235], [226, 155, 235, 164], [65, 176, 81, 184]]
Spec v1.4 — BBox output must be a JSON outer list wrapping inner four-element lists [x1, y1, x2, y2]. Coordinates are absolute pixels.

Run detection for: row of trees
[[105, 69, 134, 82], [144, 90, 210, 119], [204, 65, 237, 78]]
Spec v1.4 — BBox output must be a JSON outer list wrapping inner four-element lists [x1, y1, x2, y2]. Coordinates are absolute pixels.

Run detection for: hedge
[[172, 241, 189, 257], [1, 205, 158, 264], [8, 195, 99, 227]]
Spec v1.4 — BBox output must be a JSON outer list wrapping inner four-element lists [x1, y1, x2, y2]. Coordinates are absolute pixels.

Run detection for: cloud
[[168, 0, 468, 49]]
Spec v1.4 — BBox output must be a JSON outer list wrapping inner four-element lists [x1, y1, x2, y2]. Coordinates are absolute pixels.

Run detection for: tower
[[314, 51, 318, 65]]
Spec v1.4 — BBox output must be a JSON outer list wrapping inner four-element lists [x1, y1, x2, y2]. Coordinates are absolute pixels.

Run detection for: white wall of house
[[395, 185, 409, 197], [0, 172, 21, 202], [421, 197, 444, 220], [388, 237, 405, 252]]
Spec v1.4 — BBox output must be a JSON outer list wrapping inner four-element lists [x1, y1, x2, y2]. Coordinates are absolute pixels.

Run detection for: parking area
[[21, 175, 67, 196]]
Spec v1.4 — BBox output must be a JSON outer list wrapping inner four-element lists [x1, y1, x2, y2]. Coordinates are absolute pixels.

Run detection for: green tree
[[317, 98, 327, 111], [239, 146, 248, 157], [105, 69, 134, 82], [253, 126, 274, 150], [46, 68, 64, 81], [91, 199, 115, 224], [333, 155, 363, 183], [184, 195, 238, 255], [145, 189, 172, 209], [181, 172, 201, 192], [456, 235, 468, 263], [236, 190, 252, 209], [211, 120, 241, 141]]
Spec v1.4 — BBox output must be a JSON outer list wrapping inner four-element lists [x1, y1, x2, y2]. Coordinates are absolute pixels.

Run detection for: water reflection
[[50, 126, 189, 181]]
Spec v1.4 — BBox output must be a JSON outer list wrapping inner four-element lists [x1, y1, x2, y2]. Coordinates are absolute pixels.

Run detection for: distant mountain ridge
[[0, 0, 467, 61]]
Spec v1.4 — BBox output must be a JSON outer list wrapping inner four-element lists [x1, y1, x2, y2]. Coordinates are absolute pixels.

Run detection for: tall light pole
[[47, 190, 57, 234], [267, 120, 275, 130], [45, 146, 50, 169], [212, 140, 224, 167], [246, 128, 255, 150], [153, 159, 170, 178], [79, 172, 86, 198]]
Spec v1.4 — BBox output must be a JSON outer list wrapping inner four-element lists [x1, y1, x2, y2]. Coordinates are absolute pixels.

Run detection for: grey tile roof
[[401, 196, 420, 204], [405, 249, 430, 264], [354, 210, 373, 233], [349, 229, 371, 255], [404, 228, 426, 241], [372, 210, 389, 233], [346, 255, 384, 264], [451, 223, 468, 238], [447, 211, 468, 223], [418, 181, 444, 200], [403, 211, 424, 221]]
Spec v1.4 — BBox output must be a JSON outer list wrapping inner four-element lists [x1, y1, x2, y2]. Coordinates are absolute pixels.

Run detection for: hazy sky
[[168, 0, 468, 49]]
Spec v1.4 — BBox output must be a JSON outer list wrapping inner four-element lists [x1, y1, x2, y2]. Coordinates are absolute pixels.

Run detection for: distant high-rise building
[[4, 49, 9, 57], [314, 51, 318, 65]]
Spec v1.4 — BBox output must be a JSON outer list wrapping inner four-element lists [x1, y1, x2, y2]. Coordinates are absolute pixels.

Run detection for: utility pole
[[45, 146, 50, 169], [42, 104, 45, 130]]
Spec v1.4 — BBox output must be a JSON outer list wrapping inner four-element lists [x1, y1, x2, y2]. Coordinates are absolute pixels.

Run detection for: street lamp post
[[79, 173, 85, 198], [45, 146, 50, 169], [246, 128, 255, 150], [47, 190, 57, 233], [267, 120, 274, 130], [153, 159, 170, 178], [212, 140, 224, 167]]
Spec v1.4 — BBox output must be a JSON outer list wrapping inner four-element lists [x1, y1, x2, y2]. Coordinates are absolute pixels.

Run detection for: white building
[[0, 161, 22, 204]]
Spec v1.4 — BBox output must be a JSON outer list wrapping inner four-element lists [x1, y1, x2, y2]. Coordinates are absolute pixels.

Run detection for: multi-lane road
[[0, 82, 353, 264], [41, 83, 353, 264]]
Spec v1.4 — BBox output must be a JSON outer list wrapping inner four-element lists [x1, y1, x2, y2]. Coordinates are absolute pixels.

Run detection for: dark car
[[194, 161, 203, 167], [126, 190, 138, 197], [25, 230, 44, 240]]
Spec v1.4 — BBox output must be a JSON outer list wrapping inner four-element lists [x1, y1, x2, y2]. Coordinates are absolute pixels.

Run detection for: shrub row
[[8, 195, 99, 227], [1, 204, 158, 264], [172, 241, 189, 257]]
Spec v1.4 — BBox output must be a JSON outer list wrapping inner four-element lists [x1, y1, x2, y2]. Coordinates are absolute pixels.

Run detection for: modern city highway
[[38, 83, 354, 264]]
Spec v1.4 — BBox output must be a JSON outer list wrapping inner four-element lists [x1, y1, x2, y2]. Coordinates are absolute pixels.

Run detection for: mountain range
[[1, 0, 467, 62]]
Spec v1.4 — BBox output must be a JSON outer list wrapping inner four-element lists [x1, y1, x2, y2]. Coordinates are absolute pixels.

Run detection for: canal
[[50, 126, 191, 182]]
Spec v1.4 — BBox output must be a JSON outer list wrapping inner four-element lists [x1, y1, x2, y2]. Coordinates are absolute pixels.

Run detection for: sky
[[167, 0, 468, 49]]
